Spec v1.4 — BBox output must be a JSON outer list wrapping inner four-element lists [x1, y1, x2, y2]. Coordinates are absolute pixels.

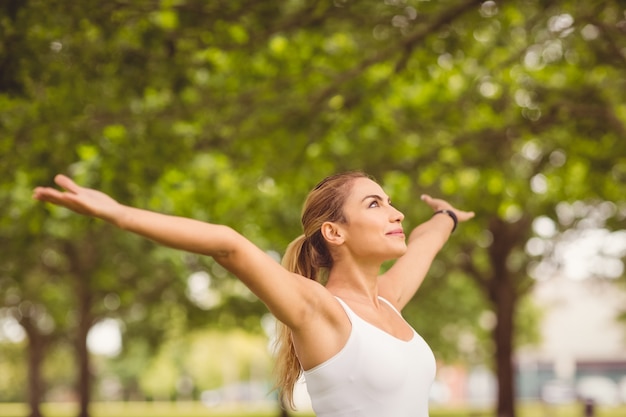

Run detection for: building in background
[[516, 275, 626, 405]]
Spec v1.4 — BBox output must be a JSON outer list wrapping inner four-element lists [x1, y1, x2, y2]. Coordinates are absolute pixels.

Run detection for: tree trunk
[[486, 217, 531, 417], [66, 239, 96, 417], [22, 319, 45, 417], [75, 288, 93, 417], [493, 279, 516, 417]]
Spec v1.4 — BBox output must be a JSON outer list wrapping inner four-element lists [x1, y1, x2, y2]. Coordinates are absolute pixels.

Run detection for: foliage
[[133, 328, 272, 400], [0, 341, 27, 401], [1, 0, 625, 415]]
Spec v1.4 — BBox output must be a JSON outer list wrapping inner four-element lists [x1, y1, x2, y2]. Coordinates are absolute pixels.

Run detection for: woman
[[33, 171, 474, 416]]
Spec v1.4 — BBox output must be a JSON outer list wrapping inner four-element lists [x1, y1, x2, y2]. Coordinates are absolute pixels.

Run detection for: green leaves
[[1, 0, 625, 406]]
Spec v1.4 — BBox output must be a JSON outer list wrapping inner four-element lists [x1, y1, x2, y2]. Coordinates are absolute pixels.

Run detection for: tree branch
[[310, 0, 485, 109]]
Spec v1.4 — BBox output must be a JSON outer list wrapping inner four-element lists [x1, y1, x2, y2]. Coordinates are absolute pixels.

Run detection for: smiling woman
[[33, 171, 474, 417]]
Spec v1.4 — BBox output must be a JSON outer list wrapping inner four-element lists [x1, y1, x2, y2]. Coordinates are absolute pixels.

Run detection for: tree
[[2, 1, 625, 417]]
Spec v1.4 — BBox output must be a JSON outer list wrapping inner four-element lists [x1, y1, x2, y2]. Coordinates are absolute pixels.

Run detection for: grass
[[0, 402, 291, 417], [429, 403, 626, 417], [1, 401, 625, 417]]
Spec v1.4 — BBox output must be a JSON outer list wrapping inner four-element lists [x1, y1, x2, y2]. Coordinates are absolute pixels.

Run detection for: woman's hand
[[420, 194, 475, 223], [33, 174, 123, 223]]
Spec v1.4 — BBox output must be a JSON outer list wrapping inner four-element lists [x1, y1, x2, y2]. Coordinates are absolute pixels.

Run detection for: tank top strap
[[333, 296, 357, 322], [377, 296, 403, 317], [335, 296, 402, 319]]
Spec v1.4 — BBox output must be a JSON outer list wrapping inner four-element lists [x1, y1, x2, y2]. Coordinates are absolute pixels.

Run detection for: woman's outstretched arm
[[378, 194, 474, 310], [33, 175, 248, 258], [33, 174, 327, 329]]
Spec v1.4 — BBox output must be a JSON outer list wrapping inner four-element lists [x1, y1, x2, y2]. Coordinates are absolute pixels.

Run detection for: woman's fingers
[[32, 186, 59, 202], [54, 174, 80, 194], [420, 194, 442, 210], [33, 186, 72, 205], [32, 174, 77, 201], [420, 194, 475, 222], [457, 210, 475, 221], [34, 175, 122, 220], [33, 176, 85, 211]]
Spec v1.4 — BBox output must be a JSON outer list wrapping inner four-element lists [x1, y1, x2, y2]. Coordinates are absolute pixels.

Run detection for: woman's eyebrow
[[361, 194, 391, 203]]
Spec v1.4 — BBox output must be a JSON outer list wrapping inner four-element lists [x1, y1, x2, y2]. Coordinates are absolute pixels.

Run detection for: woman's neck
[[325, 260, 382, 304]]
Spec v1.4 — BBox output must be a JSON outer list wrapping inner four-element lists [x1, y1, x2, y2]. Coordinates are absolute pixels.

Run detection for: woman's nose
[[391, 207, 404, 222]]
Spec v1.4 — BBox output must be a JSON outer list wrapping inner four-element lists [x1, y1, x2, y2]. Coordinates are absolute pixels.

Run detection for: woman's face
[[337, 178, 407, 261]]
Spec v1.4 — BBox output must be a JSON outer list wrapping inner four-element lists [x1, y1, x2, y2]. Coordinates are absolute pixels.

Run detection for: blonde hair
[[274, 171, 369, 408]]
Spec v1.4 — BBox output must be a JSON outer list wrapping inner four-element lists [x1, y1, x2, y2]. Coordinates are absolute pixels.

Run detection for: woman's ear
[[320, 221, 345, 246]]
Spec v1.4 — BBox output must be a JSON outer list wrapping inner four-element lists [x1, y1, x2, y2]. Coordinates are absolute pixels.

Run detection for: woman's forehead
[[349, 178, 388, 199]]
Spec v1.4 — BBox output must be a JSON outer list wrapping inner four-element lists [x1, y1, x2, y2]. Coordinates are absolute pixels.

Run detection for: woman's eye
[[369, 201, 379, 208]]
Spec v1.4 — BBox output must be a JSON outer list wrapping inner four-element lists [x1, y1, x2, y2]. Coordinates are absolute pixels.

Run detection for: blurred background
[[1, 1, 625, 417]]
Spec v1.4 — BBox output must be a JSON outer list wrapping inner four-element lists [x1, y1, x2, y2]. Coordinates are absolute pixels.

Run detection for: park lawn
[[1, 402, 626, 417], [430, 403, 626, 417], [0, 402, 290, 417]]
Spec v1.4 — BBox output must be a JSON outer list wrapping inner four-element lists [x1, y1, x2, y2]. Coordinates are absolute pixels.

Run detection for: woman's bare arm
[[378, 194, 474, 310], [33, 174, 326, 328]]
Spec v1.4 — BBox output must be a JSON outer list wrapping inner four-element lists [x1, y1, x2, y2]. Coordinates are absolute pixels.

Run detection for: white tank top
[[303, 297, 436, 417]]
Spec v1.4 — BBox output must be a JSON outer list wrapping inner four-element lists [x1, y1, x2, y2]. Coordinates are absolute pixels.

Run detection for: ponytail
[[272, 171, 368, 409], [273, 233, 329, 408], [281, 233, 332, 283], [281, 234, 308, 276]]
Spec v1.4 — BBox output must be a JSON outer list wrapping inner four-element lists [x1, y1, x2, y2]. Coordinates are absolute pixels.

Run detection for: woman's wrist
[[108, 204, 131, 229], [432, 209, 458, 233]]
